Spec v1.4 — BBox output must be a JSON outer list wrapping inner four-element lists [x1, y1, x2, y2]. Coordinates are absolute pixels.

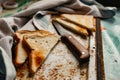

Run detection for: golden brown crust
[[29, 50, 45, 75], [93, 18, 96, 32], [22, 36, 33, 51], [15, 30, 52, 36], [14, 44, 22, 67]]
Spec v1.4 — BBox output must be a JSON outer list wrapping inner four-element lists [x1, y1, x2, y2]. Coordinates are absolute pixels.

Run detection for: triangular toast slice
[[53, 18, 89, 36], [23, 34, 60, 75], [61, 14, 96, 31], [14, 30, 51, 67]]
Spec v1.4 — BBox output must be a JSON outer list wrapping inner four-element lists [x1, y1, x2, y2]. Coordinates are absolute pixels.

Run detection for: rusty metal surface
[[15, 17, 104, 80], [32, 29, 90, 80], [96, 18, 105, 80]]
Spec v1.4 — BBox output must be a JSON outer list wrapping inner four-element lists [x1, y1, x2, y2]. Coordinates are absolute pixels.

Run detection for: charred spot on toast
[[35, 56, 43, 67]]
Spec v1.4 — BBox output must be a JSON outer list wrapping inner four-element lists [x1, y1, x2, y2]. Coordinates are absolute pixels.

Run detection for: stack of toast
[[13, 30, 60, 76]]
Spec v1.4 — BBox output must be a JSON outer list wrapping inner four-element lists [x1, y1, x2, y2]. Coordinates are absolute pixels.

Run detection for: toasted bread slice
[[61, 14, 96, 31], [23, 34, 60, 75], [14, 30, 51, 67], [53, 18, 89, 36]]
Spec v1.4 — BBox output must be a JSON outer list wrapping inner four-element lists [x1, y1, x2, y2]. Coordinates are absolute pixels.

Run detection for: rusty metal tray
[[15, 18, 104, 80]]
